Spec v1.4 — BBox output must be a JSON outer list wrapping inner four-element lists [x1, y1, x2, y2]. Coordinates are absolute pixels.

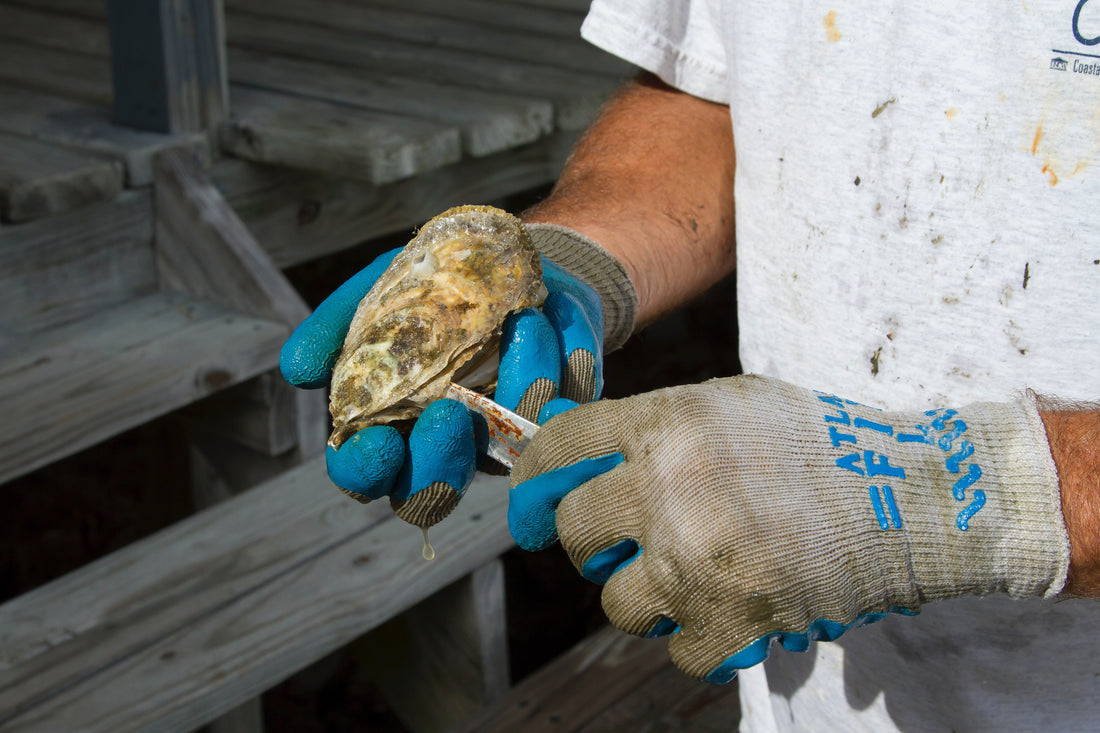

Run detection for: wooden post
[[106, 0, 229, 133], [356, 559, 511, 733]]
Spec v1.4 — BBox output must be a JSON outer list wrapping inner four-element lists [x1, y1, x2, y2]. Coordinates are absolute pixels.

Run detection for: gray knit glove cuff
[[526, 223, 638, 352]]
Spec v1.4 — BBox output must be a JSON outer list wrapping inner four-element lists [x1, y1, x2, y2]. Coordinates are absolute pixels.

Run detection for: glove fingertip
[[580, 539, 641, 585], [704, 636, 775, 684], [498, 308, 561, 412], [326, 428, 405, 500], [398, 400, 478, 503], [279, 330, 335, 389], [508, 454, 624, 550], [539, 397, 579, 424]]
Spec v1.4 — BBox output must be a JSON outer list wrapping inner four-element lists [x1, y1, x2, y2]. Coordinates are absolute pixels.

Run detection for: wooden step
[[0, 459, 514, 732], [350, 0, 588, 37], [225, 0, 626, 76], [0, 130, 123, 223], [221, 86, 463, 185], [223, 9, 626, 132], [460, 625, 743, 732], [227, 49, 553, 158], [0, 6, 568, 163], [0, 291, 288, 485], [0, 83, 208, 187], [0, 190, 154, 336]]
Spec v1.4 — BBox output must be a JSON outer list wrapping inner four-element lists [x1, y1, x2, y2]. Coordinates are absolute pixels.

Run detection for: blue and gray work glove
[[279, 221, 636, 528], [509, 374, 1070, 682]]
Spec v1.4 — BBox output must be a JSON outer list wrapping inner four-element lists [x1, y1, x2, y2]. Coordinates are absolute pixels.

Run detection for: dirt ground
[[0, 186, 740, 731]]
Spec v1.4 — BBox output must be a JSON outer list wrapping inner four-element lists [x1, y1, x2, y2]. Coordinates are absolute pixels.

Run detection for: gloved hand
[[281, 246, 478, 525], [280, 222, 637, 528], [509, 374, 1070, 682]]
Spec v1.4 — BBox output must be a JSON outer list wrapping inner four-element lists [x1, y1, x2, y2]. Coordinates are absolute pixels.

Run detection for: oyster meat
[[328, 205, 545, 448]]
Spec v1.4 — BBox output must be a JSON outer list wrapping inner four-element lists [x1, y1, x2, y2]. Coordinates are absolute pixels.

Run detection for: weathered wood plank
[[213, 130, 577, 268], [498, 0, 594, 11], [0, 2, 108, 56], [0, 83, 209, 187], [154, 148, 311, 328], [225, 12, 626, 132], [0, 40, 111, 105], [221, 86, 462, 184], [580, 662, 740, 732], [181, 371, 301, 457], [0, 130, 123, 223], [0, 464, 512, 732], [350, 0, 586, 37], [225, 0, 625, 76], [359, 559, 511, 732], [0, 292, 288, 485], [106, 0, 229, 132], [2, 0, 106, 19], [0, 190, 154, 335], [227, 49, 553, 158], [0, 8, 555, 156], [457, 625, 674, 733]]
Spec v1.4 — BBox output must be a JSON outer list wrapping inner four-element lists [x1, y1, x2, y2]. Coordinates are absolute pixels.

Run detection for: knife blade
[[444, 383, 538, 468]]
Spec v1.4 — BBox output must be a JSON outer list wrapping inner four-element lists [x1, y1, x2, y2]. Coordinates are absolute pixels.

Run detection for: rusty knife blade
[[444, 383, 537, 468]]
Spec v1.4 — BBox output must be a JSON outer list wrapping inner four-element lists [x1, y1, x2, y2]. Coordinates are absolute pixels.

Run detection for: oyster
[[328, 205, 545, 448]]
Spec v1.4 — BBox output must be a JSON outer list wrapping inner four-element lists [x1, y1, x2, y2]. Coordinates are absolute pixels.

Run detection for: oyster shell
[[328, 205, 545, 448]]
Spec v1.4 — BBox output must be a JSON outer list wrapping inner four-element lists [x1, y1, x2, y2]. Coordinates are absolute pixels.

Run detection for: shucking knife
[[444, 383, 538, 468]]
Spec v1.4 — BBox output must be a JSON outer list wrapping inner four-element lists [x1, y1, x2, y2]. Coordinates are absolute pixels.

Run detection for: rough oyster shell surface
[[328, 205, 545, 448]]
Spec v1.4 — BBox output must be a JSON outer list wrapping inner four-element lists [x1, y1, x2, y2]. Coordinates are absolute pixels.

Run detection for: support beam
[[106, 0, 229, 133], [357, 559, 511, 732]]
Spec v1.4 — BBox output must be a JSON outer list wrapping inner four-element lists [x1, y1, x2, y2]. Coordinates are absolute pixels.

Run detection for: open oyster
[[328, 205, 545, 448]]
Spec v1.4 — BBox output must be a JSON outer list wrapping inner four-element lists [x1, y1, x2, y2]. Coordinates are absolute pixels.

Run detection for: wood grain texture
[[0, 292, 288, 485], [221, 86, 462, 184], [458, 625, 673, 732], [227, 49, 553, 158], [0, 40, 111, 105], [0, 465, 512, 732], [348, 0, 586, 37], [460, 625, 742, 732], [0, 2, 108, 56], [181, 371, 301, 457], [0, 83, 209, 187], [496, 0, 594, 11], [0, 131, 123, 223], [105, 0, 229, 132], [0, 190, 155, 335], [224, 11, 625, 132], [213, 130, 577, 268], [0, 8, 555, 155], [1, 0, 106, 20], [154, 148, 310, 327], [225, 0, 625, 75], [359, 559, 511, 732]]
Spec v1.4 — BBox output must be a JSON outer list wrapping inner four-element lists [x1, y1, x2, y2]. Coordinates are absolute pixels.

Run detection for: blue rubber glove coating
[[326, 427, 405, 501], [703, 607, 919, 683], [496, 258, 604, 421], [507, 453, 623, 552], [280, 248, 400, 389], [496, 308, 560, 412], [392, 399, 478, 504]]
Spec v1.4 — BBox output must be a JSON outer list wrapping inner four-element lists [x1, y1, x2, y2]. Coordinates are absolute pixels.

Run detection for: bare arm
[[522, 73, 736, 327], [1042, 409, 1100, 597]]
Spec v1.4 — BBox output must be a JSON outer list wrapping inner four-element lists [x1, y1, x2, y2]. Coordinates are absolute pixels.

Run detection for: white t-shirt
[[582, 1, 1100, 730]]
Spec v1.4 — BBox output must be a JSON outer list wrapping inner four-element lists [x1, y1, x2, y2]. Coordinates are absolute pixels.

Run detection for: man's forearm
[[1041, 409, 1100, 597], [522, 73, 736, 327]]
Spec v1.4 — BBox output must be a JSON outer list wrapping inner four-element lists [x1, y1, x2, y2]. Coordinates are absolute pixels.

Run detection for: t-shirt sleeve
[[581, 0, 730, 103]]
